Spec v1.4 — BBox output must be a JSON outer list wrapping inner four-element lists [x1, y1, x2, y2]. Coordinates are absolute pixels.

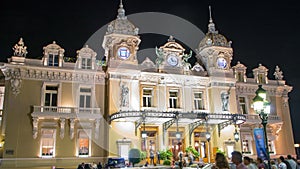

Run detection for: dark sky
[[1, 0, 299, 142]]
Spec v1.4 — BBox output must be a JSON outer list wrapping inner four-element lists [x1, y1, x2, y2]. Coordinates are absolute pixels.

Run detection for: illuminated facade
[[0, 2, 295, 168]]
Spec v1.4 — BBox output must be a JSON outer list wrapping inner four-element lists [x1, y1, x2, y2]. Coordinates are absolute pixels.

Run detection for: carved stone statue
[[121, 85, 129, 107], [12, 38, 28, 57], [221, 92, 229, 111], [155, 47, 164, 66], [182, 50, 193, 71], [273, 65, 283, 80]]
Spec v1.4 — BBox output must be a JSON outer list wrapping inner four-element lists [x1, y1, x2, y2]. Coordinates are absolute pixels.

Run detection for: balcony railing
[[244, 114, 282, 124], [32, 106, 101, 119]]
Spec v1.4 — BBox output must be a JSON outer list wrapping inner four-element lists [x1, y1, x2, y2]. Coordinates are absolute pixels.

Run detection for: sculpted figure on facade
[[221, 92, 229, 111], [273, 65, 283, 80], [12, 38, 28, 57], [182, 50, 193, 71], [121, 84, 129, 107], [155, 46, 164, 66]]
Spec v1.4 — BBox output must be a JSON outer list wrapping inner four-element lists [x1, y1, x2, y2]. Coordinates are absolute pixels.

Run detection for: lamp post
[[233, 127, 239, 142], [252, 85, 271, 169]]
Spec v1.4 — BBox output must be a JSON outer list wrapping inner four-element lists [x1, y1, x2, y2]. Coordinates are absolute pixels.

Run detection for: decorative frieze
[[0, 65, 106, 95]]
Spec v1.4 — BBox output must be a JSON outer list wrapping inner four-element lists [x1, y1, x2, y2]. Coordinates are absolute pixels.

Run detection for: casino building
[[0, 1, 295, 168]]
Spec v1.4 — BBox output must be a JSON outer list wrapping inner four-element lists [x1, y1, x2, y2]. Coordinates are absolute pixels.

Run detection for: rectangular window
[[169, 90, 178, 108], [79, 88, 91, 108], [44, 86, 58, 112], [239, 97, 247, 114], [142, 88, 152, 107], [242, 139, 251, 154], [258, 74, 265, 84], [40, 129, 55, 158], [82, 58, 92, 69], [78, 131, 90, 156], [237, 72, 244, 82], [48, 54, 59, 66], [268, 140, 275, 154], [194, 92, 204, 110]]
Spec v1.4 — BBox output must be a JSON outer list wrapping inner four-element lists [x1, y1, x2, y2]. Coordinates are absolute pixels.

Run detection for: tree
[[128, 148, 141, 167]]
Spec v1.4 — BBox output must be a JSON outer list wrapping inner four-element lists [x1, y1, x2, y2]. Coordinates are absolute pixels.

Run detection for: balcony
[[31, 106, 102, 120], [243, 114, 282, 124]]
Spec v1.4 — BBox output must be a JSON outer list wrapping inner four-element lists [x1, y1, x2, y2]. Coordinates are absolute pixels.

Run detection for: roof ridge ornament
[[168, 35, 175, 42], [208, 6, 218, 33], [13, 37, 28, 57], [274, 65, 283, 80], [117, 0, 126, 19]]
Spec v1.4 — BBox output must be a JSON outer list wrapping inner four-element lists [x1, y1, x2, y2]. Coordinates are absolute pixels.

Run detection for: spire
[[208, 6, 217, 33], [117, 0, 126, 19]]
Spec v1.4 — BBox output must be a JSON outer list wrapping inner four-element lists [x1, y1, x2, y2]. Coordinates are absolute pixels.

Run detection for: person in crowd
[[97, 162, 102, 169], [244, 156, 258, 169], [281, 156, 292, 169], [77, 162, 85, 169], [231, 151, 248, 169], [150, 149, 154, 165], [256, 158, 265, 169], [279, 157, 288, 169], [287, 155, 297, 169], [188, 151, 194, 166], [271, 160, 278, 169], [156, 151, 160, 164], [212, 152, 230, 169]]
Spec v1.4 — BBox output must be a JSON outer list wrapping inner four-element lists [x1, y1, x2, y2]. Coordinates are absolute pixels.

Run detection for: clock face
[[217, 57, 227, 68], [167, 54, 178, 66], [117, 47, 130, 59]]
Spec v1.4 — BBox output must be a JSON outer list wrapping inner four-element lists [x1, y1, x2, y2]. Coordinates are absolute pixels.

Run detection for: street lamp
[[252, 85, 271, 169], [233, 128, 239, 142], [142, 122, 147, 138]]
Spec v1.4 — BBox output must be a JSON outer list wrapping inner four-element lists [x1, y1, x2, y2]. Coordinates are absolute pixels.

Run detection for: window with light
[[40, 129, 55, 158], [78, 130, 90, 157]]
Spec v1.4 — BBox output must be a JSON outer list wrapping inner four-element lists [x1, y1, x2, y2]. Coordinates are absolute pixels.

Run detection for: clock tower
[[102, 0, 141, 69], [156, 36, 192, 74], [196, 6, 233, 77]]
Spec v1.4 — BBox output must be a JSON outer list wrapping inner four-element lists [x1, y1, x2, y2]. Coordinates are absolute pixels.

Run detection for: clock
[[217, 57, 227, 69], [117, 47, 130, 59], [167, 54, 178, 66]]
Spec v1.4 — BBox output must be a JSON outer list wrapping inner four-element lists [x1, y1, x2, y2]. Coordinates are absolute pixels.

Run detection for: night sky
[[1, 0, 299, 143]]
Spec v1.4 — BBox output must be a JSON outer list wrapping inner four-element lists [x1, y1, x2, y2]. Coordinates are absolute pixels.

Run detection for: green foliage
[[159, 149, 173, 160], [63, 56, 77, 63], [140, 151, 147, 160], [216, 148, 225, 156], [163, 159, 171, 166], [128, 148, 141, 166], [186, 146, 200, 157]]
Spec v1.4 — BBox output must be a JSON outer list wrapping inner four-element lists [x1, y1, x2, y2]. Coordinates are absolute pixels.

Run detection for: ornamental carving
[[60, 118, 65, 139], [12, 38, 28, 57], [273, 65, 283, 80], [2, 68, 23, 95]]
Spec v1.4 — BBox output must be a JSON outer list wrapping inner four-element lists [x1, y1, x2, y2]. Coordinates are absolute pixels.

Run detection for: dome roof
[[198, 32, 231, 50], [198, 6, 231, 50], [106, 1, 139, 36]]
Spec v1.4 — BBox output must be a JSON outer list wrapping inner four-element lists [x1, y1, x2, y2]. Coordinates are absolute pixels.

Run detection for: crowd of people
[[77, 162, 102, 169], [212, 151, 299, 169]]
